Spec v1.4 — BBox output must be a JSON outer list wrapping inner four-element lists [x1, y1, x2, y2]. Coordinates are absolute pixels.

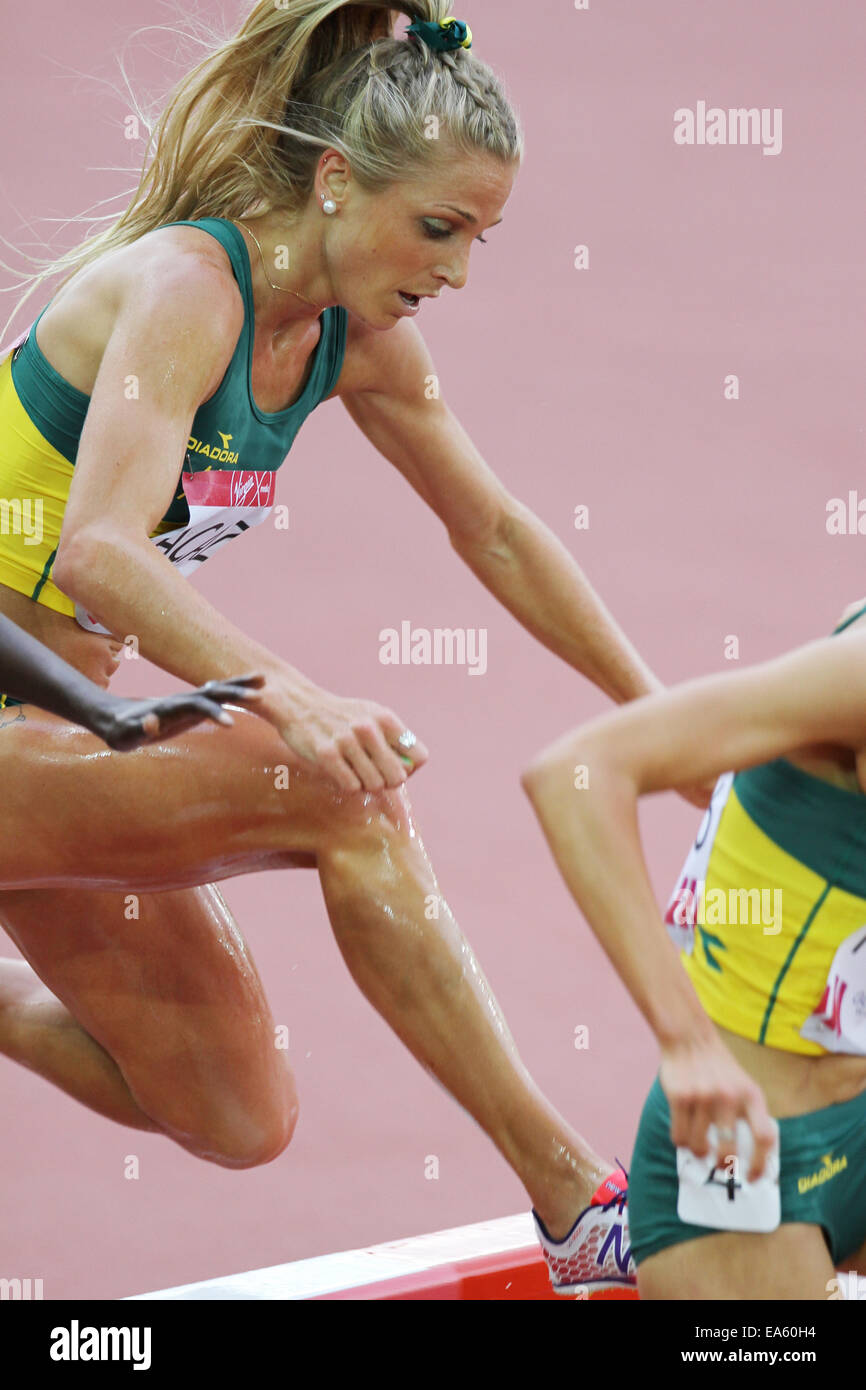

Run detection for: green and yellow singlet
[[665, 603, 866, 1056], [0, 217, 347, 637]]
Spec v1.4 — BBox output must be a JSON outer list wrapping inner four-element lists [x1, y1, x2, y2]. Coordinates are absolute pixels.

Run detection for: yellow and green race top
[[0, 217, 347, 635], [665, 601, 866, 1056]]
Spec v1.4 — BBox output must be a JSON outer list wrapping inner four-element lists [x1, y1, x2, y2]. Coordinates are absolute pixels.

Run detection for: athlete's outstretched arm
[[0, 610, 263, 749], [340, 317, 663, 707], [49, 253, 423, 792], [520, 625, 866, 1176]]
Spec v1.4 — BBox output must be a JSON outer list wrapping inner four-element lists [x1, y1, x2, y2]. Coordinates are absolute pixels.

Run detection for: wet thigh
[[0, 883, 297, 1159], [0, 702, 408, 891], [638, 1223, 836, 1300]]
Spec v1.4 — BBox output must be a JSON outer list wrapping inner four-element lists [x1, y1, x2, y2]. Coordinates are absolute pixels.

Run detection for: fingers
[[202, 701, 234, 727], [663, 1042, 777, 1192], [147, 695, 230, 732], [710, 1087, 775, 1182], [743, 1093, 777, 1182], [673, 1098, 713, 1164], [669, 1098, 697, 1154], [323, 725, 408, 793], [378, 717, 430, 785], [711, 1105, 740, 1178], [338, 734, 390, 792], [197, 674, 266, 705], [140, 711, 160, 739], [315, 746, 363, 795], [109, 694, 233, 749], [314, 711, 430, 794], [672, 1090, 773, 1185], [357, 722, 413, 787]]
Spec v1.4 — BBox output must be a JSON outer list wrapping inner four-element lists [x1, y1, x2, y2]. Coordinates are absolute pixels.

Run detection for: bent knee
[[136, 1058, 301, 1169], [181, 1090, 300, 1170], [316, 780, 415, 854]]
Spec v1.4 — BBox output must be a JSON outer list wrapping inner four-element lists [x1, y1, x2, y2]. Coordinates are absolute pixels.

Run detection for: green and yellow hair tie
[[407, 15, 473, 53]]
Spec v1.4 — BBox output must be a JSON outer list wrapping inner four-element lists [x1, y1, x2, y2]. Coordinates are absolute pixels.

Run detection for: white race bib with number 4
[[676, 1117, 781, 1232]]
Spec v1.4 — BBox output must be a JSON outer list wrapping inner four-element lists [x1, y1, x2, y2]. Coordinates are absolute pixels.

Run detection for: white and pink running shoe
[[533, 1166, 639, 1299]]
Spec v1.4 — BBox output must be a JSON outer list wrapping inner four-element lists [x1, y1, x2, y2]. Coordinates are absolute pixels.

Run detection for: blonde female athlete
[[0, 2, 686, 1296], [523, 597, 866, 1299]]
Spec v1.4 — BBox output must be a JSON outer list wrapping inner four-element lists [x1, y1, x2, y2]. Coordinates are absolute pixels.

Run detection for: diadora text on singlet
[[0, 217, 348, 635]]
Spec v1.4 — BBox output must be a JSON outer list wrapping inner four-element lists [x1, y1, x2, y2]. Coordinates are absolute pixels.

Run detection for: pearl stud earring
[[322, 195, 337, 215]]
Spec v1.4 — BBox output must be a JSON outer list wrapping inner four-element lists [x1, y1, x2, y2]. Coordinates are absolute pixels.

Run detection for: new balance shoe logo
[[597, 1223, 633, 1276]]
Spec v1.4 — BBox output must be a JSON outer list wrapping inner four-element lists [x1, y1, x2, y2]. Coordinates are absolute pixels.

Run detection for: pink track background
[[1, 0, 864, 1300]]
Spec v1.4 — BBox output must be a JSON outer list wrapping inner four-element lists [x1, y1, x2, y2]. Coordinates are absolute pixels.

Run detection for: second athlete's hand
[[93, 674, 266, 751], [261, 678, 429, 793], [659, 1033, 777, 1182]]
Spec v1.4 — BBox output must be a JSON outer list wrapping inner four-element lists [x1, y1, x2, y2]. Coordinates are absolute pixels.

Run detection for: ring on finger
[[395, 729, 417, 767]]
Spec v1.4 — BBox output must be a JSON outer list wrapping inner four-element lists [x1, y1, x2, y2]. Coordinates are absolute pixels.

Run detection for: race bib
[[676, 1117, 781, 1232], [799, 925, 866, 1055], [75, 468, 276, 635], [663, 771, 735, 956], [2, 328, 29, 362]]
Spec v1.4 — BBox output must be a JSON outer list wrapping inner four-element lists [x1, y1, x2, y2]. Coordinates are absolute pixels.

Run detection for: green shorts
[[629, 1074, 866, 1266]]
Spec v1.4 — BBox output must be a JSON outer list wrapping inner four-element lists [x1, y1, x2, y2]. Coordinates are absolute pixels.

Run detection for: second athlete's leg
[[638, 1225, 835, 1299]]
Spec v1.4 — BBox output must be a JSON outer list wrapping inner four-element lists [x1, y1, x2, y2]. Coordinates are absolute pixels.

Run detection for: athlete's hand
[[262, 681, 430, 793], [659, 1034, 777, 1182], [93, 674, 266, 751]]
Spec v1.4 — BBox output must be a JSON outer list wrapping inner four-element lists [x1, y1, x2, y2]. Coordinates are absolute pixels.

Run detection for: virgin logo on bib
[[74, 467, 276, 635], [800, 927, 866, 1055], [664, 772, 735, 956]]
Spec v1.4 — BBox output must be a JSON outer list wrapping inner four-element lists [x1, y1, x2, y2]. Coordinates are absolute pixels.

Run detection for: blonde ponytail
[[1, 2, 522, 341]]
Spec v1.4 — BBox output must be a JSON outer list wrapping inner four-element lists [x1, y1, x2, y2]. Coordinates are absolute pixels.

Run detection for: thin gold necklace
[[231, 219, 320, 311]]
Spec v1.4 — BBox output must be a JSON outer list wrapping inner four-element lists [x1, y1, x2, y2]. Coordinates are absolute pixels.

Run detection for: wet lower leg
[[0, 959, 161, 1132], [318, 825, 611, 1239]]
